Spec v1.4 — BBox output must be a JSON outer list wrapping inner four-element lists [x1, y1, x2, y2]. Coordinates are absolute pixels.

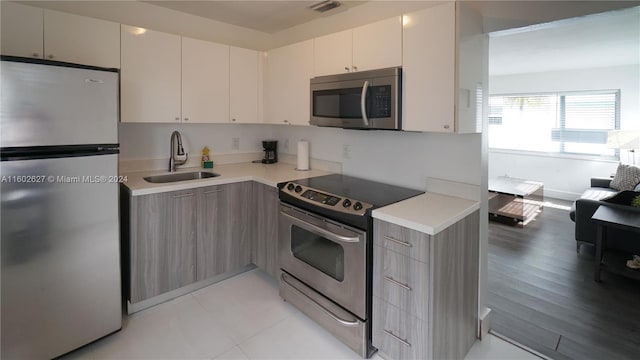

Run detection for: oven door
[[279, 203, 367, 320]]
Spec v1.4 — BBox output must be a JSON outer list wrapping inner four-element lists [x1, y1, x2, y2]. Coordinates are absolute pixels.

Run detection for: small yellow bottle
[[201, 146, 213, 168]]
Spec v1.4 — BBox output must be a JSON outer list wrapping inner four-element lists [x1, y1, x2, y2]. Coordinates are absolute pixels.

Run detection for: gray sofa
[[570, 177, 640, 254]]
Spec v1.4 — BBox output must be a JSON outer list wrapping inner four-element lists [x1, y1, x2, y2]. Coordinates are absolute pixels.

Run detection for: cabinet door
[[130, 190, 197, 303], [402, 3, 455, 132], [265, 39, 314, 126], [44, 10, 120, 68], [227, 182, 253, 272], [313, 29, 352, 77], [182, 37, 229, 123], [1, 2, 43, 59], [352, 16, 402, 72], [455, 2, 485, 134], [121, 25, 181, 123], [230, 47, 259, 123], [252, 182, 279, 278], [196, 185, 229, 280]]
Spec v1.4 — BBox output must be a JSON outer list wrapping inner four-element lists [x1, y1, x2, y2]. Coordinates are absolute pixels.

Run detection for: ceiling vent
[[309, 0, 341, 13]]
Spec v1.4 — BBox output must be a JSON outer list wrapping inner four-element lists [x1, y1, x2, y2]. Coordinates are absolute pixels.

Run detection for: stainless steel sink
[[143, 171, 220, 183]]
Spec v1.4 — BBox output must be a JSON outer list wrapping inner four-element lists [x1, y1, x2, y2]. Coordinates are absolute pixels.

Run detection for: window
[[488, 91, 619, 157]]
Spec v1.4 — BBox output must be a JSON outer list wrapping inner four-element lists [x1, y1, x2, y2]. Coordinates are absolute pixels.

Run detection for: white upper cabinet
[[1, 2, 43, 59], [313, 29, 352, 77], [122, 26, 244, 124], [182, 37, 230, 123], [0, 3, 119, 68], [44, 10, 120, 68], [313, 17, 402, 77], [121, 25, 182, 123], [402, 2, 485, 133], [265, 39, 314, 126], [352, 16, 402, 72], [230, 47, 260, 123]]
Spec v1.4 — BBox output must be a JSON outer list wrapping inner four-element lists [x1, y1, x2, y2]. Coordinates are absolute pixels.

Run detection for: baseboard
[[127, 264, 256, 314], [479, 307, 492, 339], [543, 189, 581, 202]]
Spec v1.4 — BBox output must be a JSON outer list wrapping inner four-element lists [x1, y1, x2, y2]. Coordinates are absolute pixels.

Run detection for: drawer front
[[373, 245, 429, 320], [373, 296, 429, 360], [374, 219, 430, 262]]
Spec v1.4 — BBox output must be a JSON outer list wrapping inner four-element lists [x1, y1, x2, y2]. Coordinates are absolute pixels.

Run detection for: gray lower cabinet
[[126, 182, 254, 304], [129, 189, 197, 303], [252, 182, 279, 278], [372, 210, 480, 360]]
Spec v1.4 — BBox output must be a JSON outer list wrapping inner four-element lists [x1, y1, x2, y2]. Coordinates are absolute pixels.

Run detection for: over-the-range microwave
[[310, 67, 401, 130]]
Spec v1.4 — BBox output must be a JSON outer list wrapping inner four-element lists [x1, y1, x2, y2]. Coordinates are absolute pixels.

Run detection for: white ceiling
[[489, 6, 640, 76], [143, 1, 366, 34]]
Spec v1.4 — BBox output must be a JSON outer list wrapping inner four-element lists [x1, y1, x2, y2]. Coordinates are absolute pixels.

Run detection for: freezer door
[[1, 59, 118, 147], [1, 154, 121, 359]]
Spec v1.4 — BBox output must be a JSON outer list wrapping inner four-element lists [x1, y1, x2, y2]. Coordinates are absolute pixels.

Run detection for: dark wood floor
[[488, 200, 640, 360]]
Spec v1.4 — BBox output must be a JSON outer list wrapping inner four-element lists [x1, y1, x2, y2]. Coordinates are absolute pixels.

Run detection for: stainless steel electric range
[[277, 174, 423, 358]]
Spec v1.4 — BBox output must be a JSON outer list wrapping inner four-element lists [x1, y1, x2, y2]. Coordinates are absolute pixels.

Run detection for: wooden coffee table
[[488, 176, 543, 225]]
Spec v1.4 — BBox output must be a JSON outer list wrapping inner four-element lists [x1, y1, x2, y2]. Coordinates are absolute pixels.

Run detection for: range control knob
[[287, 183, 295, 191], [342, 199, 352, 208], [353, 202, 363, 211], [294, 185, 303, 193]]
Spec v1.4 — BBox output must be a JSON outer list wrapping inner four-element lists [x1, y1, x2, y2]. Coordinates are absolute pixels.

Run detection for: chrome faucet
[[169, 130, 188, 172]]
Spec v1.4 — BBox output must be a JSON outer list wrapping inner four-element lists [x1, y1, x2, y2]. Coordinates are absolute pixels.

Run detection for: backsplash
[[119, 123, 272, 160]]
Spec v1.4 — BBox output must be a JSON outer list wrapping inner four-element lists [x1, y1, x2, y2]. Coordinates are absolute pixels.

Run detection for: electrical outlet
[[232, 137, 240, 150], [284, 139, 289, 150], [342, 145, 351, 159]]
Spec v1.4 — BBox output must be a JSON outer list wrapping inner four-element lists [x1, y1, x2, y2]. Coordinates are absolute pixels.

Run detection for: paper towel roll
[[297, 140, 310, 171]]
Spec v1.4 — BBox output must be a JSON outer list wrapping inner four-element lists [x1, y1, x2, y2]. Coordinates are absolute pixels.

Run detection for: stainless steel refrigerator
[[1, 57, 122, 359]]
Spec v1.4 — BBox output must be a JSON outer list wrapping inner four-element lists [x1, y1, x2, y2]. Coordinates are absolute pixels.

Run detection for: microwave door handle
[[360, 80, 370, 127]]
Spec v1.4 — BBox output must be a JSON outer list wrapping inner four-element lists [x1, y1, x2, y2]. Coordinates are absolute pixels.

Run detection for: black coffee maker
[[262, 140, 278, 164]]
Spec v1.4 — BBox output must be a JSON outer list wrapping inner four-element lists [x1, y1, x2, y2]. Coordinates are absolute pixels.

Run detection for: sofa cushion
[[610, 163, 640, 191], [580, 187, 618, 201]]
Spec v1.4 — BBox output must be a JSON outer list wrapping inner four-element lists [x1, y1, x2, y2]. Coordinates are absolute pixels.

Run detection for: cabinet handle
[[344, 66, 350, 71], [203, 189, 224, 195], [175, 117, 180, 121], [184, 117, 189, 122], [172, 193, 194, 198], [383, 330, 411, 347], [384, 275, 412, 291], [283, 120, 289, 124], [352, 65, 358, 71], [384, 235, 412, 248], [232, 118, 236, 122], [444, 124, 451, 129], [32, 52, 39, 57], [47, 54, 54, 59]]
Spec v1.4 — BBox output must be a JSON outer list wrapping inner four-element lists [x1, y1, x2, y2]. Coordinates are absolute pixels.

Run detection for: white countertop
[[121, 162, 332, 196], [372, 192, 480, 235]]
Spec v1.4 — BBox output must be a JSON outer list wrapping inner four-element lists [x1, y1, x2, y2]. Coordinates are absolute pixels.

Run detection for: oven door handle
[[281, 211, 361, 243], [360, 80, 370, 127], [281, 273, 361, 327]]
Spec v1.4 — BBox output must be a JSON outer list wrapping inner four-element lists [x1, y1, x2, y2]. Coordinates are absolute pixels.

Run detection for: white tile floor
[[64, 269, 541, 360]]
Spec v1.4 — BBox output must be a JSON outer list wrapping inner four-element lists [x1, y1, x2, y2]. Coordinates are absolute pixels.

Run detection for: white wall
[[488, 64, 639, 200], [271, 126, 482, 191], [119, 123, 482, 192], [119, 123, 273, 160]]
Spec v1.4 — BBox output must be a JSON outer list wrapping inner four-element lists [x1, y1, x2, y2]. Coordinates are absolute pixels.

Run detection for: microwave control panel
[[369, 85, 392, 118]]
